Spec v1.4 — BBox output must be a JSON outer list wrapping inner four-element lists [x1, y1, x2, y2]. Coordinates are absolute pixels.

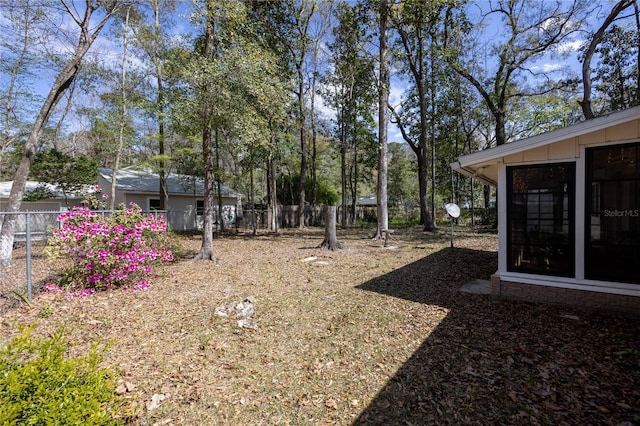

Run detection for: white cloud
[[389, 83, 406, 107], [531, 62, 564, 73], [558, 39, 584, 54]]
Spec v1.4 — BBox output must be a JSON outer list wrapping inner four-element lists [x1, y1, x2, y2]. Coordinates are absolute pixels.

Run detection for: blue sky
[[0, 1, 603, 144]]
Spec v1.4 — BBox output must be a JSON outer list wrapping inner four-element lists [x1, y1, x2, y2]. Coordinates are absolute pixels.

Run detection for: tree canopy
[[1, 0, 639, 264]]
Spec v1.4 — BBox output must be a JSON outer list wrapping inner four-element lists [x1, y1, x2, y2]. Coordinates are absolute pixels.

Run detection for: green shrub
[[0, 326, 124, 425], [479, 207, 497, 227]]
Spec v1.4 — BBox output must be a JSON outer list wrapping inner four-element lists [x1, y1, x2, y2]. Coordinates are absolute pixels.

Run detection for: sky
[[0, 1, 607, 146]]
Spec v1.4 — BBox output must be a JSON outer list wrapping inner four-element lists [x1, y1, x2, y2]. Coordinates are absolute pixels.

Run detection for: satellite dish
[[445, 203, 461, 219]]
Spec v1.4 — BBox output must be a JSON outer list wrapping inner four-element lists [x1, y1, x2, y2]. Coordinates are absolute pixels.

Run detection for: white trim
[[498, 164, 507, 273], [498, 271, 640, 297], [454, 105, 640, 169], [501, 158, 577, 167], [502, 160, 577, 275], [575, 146, 586, 280]]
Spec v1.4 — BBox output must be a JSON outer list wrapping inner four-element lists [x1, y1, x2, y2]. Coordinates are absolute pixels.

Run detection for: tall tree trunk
[[194, 2, 216, 261], [417, 63, 434, 230], [310, 48, 319, 214], [471, 178, 475, 225], [495, 109, 507, 146], [0, 1, 119, 267], [250, 157, 256, 236], [297, 65, 307, 229], [351, 139, 358, 223], [395, 15, 434, 231], [417, 149, 432, 231], [429, 48, 437, 227], [154, 0, 169, 211], [111, 6, 131, 210], [483, 185, 490, 209], [340, 143, 347, 229], [375, 0, 389, 239], [267, 150, 278, 232], [215, 130, 224, 232]]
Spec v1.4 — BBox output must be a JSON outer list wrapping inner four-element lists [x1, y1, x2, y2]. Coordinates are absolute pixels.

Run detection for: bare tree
[[0, 1, 123, 267], [110, 5, 132, 210], [389, 0, 439, 231], [579, 0, 635, 119], [132, 0, 176, 210], [444, 0, 588, 146], [194, 0, 217, 261], [291, 1, 316, 229], [0, 2, 44, 179]]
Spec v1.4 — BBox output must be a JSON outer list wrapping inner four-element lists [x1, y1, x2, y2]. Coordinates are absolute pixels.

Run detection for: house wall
[[0, 200, 86, 237], [491, 275, 640, 313], [97, 175, 127, 206], [494, 119, 640, 306], [119, 192, 239, 231]]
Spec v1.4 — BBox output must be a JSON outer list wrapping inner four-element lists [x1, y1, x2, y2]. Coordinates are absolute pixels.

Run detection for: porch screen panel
[[507, 163, 575, 277], [586, 142, 640, 284]]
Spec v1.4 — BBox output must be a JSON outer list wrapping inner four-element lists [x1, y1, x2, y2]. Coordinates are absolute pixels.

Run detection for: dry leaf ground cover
[[1, 226, 639, 425]]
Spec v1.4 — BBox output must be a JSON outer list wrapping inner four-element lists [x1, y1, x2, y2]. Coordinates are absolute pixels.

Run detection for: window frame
[[585, 142, 640, 284], [148, 198, 161, 211], [506, 162, 576, 277]]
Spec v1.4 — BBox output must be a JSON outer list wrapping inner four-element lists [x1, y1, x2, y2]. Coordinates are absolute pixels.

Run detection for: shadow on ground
[[355, 248, 640, 425]]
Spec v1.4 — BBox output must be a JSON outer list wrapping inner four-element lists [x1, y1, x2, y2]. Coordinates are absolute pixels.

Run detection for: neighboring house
[[357, 195, 377, 206], [0, 181, 87, 238], [98, 167, 243, 231], [0, 181, 87, 211], [452, 105, 640, 312]]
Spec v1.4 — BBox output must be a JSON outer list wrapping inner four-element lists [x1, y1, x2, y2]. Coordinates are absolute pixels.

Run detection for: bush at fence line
[[0, 325, 126, 425], [44, 202, 173, 294]]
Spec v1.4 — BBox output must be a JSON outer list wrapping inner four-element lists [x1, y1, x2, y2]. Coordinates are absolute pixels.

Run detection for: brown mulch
[[1, 226, 639, 425]]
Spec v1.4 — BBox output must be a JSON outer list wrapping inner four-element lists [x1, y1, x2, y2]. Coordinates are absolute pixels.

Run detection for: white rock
[[236, 304, 254, 318], [146, 393, 166, 411], [238, 318, 258, 330], [214, 307, 228, 317]]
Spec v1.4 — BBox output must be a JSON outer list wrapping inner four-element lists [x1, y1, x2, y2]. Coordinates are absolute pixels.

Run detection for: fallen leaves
[[1, 227, 638, 425]]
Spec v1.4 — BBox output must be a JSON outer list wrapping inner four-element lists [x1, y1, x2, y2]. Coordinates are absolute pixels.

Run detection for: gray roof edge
[[99, 167, 243, 198], [456, 105, 640, 168]]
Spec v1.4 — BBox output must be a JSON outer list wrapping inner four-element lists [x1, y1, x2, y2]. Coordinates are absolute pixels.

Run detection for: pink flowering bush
[[45, 201, 173, 295]]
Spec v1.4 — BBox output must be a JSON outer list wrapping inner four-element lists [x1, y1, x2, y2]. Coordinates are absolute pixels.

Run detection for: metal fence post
[[25, 211, 32, 303]]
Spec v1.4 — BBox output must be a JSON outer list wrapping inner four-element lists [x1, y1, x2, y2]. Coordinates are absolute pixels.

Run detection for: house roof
[[99, 167, 243, 198], [357, 195, 377, 206], [451, 105, 640, 186], [0, 181, 87, 199]]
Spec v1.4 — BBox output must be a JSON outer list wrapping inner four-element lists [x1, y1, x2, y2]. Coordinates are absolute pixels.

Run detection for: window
[[586, 142, 640, 284], [149, 199, 161, 211], [507, 163, 575, 277], [196, 200, 204, 216]]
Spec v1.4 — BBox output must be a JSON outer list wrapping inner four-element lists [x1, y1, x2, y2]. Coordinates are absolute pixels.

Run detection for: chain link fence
[[0, 209, 168, 306]]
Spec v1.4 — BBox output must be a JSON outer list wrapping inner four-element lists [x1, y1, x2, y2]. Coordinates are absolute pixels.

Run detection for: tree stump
[[381, 229, 394, 247], [318, 206, 343, 251]]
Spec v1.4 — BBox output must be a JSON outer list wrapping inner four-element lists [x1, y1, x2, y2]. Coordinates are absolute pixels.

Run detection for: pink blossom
[[46, 201, 172, 294]]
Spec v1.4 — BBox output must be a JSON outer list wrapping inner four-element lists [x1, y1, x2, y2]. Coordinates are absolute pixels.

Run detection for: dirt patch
[[1, 226, 639, 425]]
